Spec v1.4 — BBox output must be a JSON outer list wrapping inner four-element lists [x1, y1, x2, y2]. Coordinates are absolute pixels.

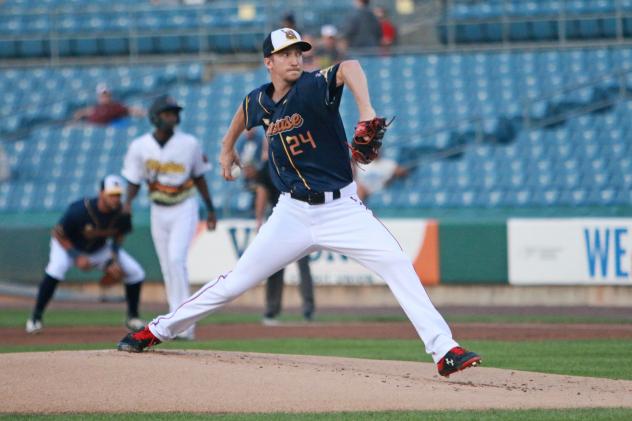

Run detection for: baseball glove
[[112, 212, 133, 235], [99, 259, 124, 287], [350, 117, 394, 164]]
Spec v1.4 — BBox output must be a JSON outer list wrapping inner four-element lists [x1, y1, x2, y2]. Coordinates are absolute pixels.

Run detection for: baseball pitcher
[[118, 28, 480, 377]]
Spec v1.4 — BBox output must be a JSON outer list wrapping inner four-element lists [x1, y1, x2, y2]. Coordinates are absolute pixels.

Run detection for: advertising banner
[[508, 218, 632, 285], [188, 218, 439, 285]]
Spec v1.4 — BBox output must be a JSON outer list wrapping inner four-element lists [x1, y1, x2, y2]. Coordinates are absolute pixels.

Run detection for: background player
[[26, 175, 145, 334], [118, 28, 480, 377], [121, 95, 217, 340]]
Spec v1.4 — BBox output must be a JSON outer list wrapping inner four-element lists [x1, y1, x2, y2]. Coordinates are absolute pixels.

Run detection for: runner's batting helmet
[[149, 95, 183, 127]]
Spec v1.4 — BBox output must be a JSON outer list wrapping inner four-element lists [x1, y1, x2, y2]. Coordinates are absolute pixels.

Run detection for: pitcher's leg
[[320, 199, 457, 363], [297, 256, 314, 319], [149, 201, 312, 340]]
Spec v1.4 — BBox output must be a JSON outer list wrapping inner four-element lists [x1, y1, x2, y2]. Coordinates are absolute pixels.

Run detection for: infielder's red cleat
[[437, 346, 482, 377], [117, 326, 161, 353]]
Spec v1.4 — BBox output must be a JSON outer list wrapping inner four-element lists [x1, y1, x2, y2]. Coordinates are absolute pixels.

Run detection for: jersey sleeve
[[191, 139, 211, 177], [314, 63, 344, 109], [121, 141, 144, 185], [242, 89, 268, 130]]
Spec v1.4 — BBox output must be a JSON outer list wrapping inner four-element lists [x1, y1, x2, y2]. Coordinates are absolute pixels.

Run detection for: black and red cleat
[[437, 346, 482, 377], [117, 326, 161, 353]]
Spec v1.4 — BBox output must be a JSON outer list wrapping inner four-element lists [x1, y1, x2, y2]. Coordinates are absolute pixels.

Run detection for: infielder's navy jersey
[[58, 198, 130, 253], [242, 63, 352, 195]]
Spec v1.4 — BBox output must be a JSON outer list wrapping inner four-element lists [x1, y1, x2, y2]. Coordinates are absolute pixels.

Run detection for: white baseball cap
[[262, 28, 312, 57], [101, 174, 124, 195]]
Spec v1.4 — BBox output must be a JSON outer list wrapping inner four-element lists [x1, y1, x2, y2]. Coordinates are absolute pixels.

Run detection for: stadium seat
[[3, 47, 632, 213]]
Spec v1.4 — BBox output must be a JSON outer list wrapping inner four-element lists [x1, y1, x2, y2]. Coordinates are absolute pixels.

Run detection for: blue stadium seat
[[102, 37, 128, 55], [0, 41, 17, 59], [156, 36, 181, 54], [509, 21, 531, 41], [4, 48, 632, 213], [578, 18, 601, 39], [74, 38, 99, 56], [18, 39, 48, 58]]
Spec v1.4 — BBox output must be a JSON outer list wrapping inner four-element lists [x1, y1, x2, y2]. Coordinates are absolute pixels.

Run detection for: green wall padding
[[439, 221, 508, 284], [0, 224, 162, 283]]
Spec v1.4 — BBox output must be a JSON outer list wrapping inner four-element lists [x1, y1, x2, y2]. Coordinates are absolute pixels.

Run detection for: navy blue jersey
[[242, 63, 352, 195], [58, 198, 130, 253]]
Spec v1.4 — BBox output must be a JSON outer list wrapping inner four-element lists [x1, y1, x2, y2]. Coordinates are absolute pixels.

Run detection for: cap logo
[[282, 29, 297, 40]]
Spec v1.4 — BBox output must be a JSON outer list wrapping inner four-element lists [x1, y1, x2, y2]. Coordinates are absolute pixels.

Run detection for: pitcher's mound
[[2, 350, 631, 413]]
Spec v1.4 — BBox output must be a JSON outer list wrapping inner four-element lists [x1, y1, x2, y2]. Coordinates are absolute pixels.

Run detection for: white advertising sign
[[188, 218, 429, 285], [508, 218, 632, 285]]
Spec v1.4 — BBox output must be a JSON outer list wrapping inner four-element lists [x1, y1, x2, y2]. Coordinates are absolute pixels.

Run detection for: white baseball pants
[[149, 183, 458, 362], [45, 238, 144, 283], [150, 196, 199, 339]]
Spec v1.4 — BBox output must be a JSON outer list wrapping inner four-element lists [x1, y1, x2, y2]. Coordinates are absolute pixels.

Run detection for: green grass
[[0, 308, 408, 328], [2, 307, 631, 328], [2, 408, 632, 420], [2, 338, 631, 380]]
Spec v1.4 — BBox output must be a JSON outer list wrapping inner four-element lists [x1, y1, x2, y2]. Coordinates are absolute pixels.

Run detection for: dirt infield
[[2, 349, 632, 413], [4, 294, 632, 414]]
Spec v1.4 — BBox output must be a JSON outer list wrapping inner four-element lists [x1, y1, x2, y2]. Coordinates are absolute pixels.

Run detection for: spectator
[[279, 12, 319, 71], [374, 7, 397, 50], [355, 152, 409, 202], [342, 0, 382, 49], [301, 34, 319, 71], [314, 25, 344, 69], [281, 12, 298, 31], [73, 83, 144, 126]]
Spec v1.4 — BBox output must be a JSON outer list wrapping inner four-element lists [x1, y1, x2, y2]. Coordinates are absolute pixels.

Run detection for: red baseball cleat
[[437, 346, 482, 377], [117, 326, 161, 353]]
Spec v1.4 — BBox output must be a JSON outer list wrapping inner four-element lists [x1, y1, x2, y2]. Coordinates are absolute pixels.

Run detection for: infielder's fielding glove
[[112, 212, 133, 235], [350, 117, 394, 164], [99, 259, 124, 287]]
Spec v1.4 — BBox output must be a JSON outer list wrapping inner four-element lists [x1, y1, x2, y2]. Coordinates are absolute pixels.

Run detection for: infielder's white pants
[[45, 238, 144, 283], [149, 183, 458, 362], [150, 197, 198, 338]]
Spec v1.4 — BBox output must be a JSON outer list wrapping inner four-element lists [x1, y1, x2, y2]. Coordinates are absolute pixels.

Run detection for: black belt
[[151, 199, 179, 207], [290, 189, 341, 205]]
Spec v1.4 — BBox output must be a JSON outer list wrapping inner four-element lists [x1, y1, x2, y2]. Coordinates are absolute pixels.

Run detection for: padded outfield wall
[[2, 215, 632, 287]]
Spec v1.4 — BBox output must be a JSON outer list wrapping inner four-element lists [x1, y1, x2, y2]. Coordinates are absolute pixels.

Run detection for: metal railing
[[440, 0, 632, 46], [4, 1, 632, 65]]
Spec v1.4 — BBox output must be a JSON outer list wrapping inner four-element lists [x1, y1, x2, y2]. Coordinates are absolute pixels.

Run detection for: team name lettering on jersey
[[145, 159, 186, 174], [266, 113, 304, 137]]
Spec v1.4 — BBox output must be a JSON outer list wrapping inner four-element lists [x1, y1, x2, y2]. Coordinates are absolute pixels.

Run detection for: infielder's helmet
[[148, 95, 183, 127]]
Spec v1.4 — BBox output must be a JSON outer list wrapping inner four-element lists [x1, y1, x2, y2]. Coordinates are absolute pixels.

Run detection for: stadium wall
[[0, 224, 162, 282], [3, 217, 632, 288]]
